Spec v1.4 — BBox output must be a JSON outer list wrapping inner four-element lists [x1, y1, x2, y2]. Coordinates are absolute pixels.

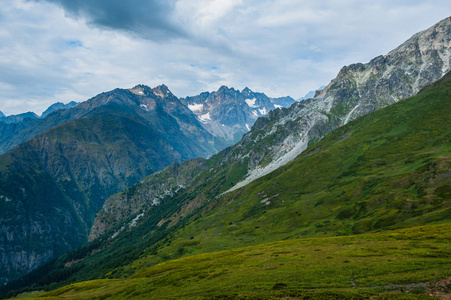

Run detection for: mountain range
[[7, 61, 451, 300], [181, 86, 295, 144], [88, 12, 451, 248], [0, 84, 289, 285], [0, 16, 450, 299]]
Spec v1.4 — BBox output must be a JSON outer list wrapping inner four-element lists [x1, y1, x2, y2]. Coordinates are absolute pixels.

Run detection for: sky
[[0, 0, 450, 116]]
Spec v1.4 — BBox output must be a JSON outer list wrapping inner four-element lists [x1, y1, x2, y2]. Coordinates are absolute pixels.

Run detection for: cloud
[[1, 0, 451, 115], [31, 0, 184, 40]]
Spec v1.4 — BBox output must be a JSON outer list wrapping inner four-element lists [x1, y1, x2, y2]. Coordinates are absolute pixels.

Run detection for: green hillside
[[2, 71, 450, 298], [141, 70, 451, 262], [20, 223, 451, 299]]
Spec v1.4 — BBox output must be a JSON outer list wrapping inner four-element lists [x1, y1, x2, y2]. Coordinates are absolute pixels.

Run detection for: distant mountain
[[0, 84, 228, 285], [0, 112, 39, 124], [0, 102, 78, 146], [298, 85, 325, 101], [270, 95, 296, 108], [181, 86, 294, 144], [0, 89, 288, 155], [41, 101, 79, 118]]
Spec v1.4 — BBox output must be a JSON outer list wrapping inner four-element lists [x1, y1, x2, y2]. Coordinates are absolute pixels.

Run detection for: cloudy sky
[[0, 0, 450, 115]]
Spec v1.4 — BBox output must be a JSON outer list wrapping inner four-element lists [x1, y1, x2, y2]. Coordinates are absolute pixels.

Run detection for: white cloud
[[0, 0, 450, 115]]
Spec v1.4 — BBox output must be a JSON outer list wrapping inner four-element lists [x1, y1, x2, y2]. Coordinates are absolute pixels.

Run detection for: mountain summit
[[181, 86, 294, 144]]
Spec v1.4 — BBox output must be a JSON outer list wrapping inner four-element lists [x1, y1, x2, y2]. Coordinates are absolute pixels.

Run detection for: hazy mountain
[[0, 112, 39, 124], [181, 86, 294, 144], [269, 95, 296, 108], [41, 101, 79, 118], [298, 85, 326, 101], [0, 111, 5, 118]]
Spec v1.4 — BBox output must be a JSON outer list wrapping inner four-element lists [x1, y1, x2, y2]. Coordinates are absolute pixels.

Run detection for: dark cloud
[[31, 0, 184, 40]]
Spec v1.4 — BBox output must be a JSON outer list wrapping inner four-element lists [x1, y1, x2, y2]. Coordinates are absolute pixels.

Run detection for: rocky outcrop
[[317, 16, 451, 125]]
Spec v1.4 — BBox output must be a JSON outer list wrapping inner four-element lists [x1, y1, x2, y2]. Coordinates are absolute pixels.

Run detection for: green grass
[[8, 291, 45, 299], [30, 223, 451, 299]]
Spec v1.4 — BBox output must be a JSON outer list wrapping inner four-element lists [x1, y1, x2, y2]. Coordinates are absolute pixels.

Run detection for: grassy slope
[[5, 73, 451, 298], [140, 69, 451, 262], [30, 223, 451, 299]]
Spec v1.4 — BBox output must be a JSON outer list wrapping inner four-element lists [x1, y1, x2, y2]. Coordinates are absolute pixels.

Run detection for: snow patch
[[111, 211, 145, 239], [245, 98, 257, 108], [252, 110, 258, 117], [438, 49, 451, 76], [130, 212, 145, 227], [343, 104, 360, 125], [258, 107, 267, 115], [110, 227, 124, 239], [274, 104, 282, 109], [0, 195, 11, 202], [140, 104, 148, 109], [198, 112, 211, 123], [188, 103, 203, 112], [138, 91, 144, 95], [245, 123, 251, 131]]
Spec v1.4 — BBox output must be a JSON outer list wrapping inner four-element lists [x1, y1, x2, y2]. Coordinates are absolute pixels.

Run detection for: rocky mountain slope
[[4, 61, 450, 299], [0, 84, 228, 285], [88, 16, 451, 241], [225, 15, 451, 191], [180, 86, 295, 144]]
